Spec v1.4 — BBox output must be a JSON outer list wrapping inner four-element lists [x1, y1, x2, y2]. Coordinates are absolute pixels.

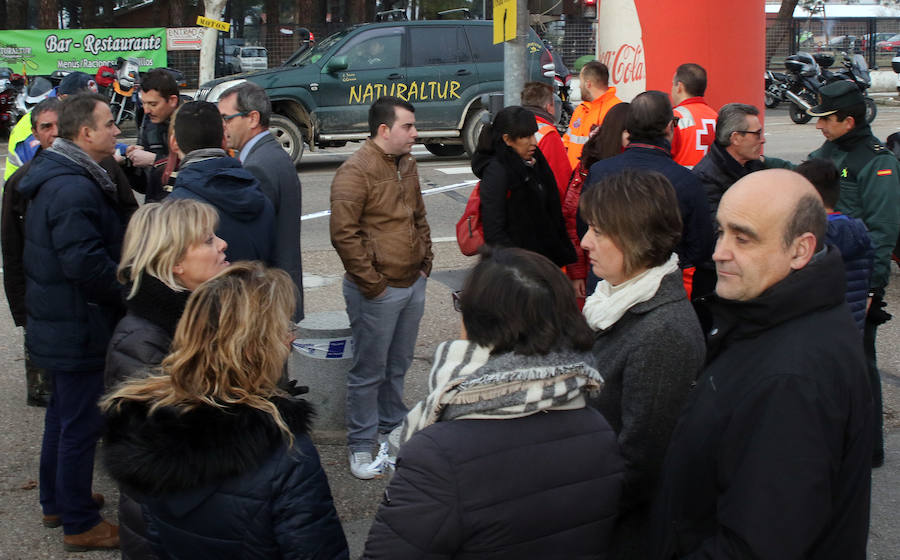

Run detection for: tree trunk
[[6, 0, 26, 29], [347, 0, 365, 23], [199, 0, 228, 85], [170, 0, 185, 27], [82, 0, 96, 27], [39, 0, 59, 28], [765, 0, 799, 67], [101, 0, 115, 27]]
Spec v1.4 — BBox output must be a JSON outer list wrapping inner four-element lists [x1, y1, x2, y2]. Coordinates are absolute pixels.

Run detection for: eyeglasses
[[671, 115, 680, 126], [736, 129, 763, 138], [221, 111, 249, 122], [452, 290, 463, 313]]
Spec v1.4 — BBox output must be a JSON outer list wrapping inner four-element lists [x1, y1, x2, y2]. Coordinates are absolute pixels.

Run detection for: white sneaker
[[348, 451, 383, 480], [376, 426, 403, 472]]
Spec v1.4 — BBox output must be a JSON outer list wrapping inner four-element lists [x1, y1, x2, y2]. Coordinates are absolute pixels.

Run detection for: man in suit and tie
[[218, 82, 304, 320]]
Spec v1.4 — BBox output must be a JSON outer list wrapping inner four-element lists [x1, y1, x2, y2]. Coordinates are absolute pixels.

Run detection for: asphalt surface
[[1, 108, 899, 558]]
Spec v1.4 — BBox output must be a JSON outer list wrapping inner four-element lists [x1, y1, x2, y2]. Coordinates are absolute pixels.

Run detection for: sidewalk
[[1, 244, 898, 558]]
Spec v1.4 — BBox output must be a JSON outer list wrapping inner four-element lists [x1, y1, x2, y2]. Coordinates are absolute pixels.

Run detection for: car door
[[404, 25, 477, 130], [313, 26, 406, 135]]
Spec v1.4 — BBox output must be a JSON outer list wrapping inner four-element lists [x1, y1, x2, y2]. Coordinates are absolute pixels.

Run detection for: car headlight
[[204, 78, 248, 102]]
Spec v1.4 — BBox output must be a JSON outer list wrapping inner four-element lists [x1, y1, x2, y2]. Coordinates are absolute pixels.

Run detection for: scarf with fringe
[[582, 253, 679, 331], [399, 340, 603, 445]]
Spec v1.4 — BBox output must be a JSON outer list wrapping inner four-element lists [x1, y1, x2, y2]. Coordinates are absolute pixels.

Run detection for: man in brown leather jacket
[[330, 96, 433, 479]]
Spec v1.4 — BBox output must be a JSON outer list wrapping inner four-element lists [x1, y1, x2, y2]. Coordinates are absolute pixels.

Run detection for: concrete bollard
[[289, 310, 353, 444]]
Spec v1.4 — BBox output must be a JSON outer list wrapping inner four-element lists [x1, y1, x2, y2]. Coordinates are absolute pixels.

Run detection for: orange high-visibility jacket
[[671, 97, 718, 168], [562, 87, 622, 169]]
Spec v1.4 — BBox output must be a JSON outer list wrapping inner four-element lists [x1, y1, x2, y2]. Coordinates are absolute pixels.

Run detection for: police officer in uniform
[[808, 80, 900, 467]]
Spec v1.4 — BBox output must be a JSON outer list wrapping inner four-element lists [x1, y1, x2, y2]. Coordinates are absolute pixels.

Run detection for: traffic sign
[[493, 0, 516, 44], [196, 15, 231, 32]]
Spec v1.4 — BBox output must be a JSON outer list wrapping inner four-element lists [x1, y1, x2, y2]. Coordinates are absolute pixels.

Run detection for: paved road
[[0, 108, 899, 558]]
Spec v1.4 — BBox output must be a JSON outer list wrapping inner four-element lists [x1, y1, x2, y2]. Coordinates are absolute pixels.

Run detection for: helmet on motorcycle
[[95, 66, 116, 88], [807, 80, 864, 117]]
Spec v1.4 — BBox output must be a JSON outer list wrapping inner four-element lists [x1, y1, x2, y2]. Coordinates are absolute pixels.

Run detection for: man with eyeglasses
[[217, 82, 304, 322], [581, 90, 712, 298], [693, 103, 767, 226], [806, 80, 900, 468]]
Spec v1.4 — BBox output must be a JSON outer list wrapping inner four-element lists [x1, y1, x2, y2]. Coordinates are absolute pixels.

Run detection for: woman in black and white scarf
[[363, 247, 625, 559]]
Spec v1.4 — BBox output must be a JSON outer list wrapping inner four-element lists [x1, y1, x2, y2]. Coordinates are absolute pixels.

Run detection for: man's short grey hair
[[221, 82, 271, 127], [715, 103, 759, 147]]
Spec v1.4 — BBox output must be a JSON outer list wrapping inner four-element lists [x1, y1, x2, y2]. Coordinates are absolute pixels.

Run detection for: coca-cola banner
[[596, 0, 764, 111]]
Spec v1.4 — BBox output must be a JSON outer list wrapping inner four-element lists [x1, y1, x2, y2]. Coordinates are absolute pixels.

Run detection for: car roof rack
[[376, 9, 408, 21], [437, 8, 474, 19]]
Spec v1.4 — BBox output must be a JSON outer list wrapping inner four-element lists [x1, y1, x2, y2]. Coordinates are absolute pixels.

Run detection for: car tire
[[269, 114, 304, 166], [463, 107, 489, 158], [865, 97, 877, 124], [424, 143, 465, 157], [788, 102, 812, 124]]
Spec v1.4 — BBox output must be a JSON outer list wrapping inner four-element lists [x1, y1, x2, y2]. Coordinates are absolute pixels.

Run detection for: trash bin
[[289, 310, 353, 443]]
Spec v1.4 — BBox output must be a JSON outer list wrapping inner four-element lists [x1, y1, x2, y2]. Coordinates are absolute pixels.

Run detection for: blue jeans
[[39, 370, 104, 534], [343, 275, 426, 453]]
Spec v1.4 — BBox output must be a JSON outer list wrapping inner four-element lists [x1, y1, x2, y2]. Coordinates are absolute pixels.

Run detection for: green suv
[[195, 20, 553, 165]]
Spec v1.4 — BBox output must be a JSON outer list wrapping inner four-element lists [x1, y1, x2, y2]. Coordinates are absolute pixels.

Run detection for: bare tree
[[101, 0, 115, 27], [6, 0, 27, 29], [170, 0, 186, 27], [83, 0, 97, 27], [39, 0, 59, 28], [766, 0, 800, 67]]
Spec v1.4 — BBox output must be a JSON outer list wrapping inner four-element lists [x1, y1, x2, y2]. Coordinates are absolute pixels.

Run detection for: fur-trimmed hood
[[103, 396, 315, 497]]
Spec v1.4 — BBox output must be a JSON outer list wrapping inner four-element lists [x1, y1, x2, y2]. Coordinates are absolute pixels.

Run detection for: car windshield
[[885, 34, 900, 42], [283, 28, 354, 67]]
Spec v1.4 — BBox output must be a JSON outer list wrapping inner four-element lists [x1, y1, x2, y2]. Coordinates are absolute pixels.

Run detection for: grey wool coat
[[243, 132, 304, 320], [589, 270, 705, 560]]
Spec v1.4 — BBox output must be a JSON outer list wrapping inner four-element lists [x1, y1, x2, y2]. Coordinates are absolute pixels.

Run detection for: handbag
[[455, 181, 484, 256]]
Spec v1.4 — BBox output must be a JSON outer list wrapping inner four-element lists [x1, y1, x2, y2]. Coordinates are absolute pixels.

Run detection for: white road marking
[[436, 167, 473, 174], [301, 179, 477, 221]]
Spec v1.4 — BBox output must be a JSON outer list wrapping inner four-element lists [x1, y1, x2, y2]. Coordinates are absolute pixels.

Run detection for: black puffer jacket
[[105, 273, 190, 388], [363, 407, 624, 559], [472, 145, 576, 267], [104, 397, 349, 559]]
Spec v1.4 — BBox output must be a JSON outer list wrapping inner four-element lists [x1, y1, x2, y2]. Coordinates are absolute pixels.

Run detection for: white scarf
[[582, 253, 680, 331]]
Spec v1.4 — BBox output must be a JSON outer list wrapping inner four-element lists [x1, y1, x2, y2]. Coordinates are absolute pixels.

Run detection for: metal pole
[[503, 0, 528, 106]]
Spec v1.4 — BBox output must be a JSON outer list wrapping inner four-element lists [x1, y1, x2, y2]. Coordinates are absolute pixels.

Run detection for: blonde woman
[[102, 262, 348, 558], [105, 198, 228, 389]]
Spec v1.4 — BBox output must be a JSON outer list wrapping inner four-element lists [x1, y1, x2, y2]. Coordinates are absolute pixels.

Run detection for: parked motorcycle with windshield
[[782, 51, 876, 125]]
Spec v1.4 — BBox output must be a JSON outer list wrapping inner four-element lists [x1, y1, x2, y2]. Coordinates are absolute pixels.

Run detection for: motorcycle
[[764, 69, 788, 109], [107, 57, 142, 126], [783, 51, 876, 125], [0, 68, 26, 136], [14, 75, 54, 120], [541, 40, 574, 134]]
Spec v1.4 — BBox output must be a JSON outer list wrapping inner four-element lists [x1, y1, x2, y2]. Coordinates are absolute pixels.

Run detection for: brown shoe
[[42, 493, 106, 528], [63, 519, 119, 552]]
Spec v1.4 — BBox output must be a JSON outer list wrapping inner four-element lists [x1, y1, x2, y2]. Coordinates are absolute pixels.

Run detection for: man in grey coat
[[218, 82, 304, 320]]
